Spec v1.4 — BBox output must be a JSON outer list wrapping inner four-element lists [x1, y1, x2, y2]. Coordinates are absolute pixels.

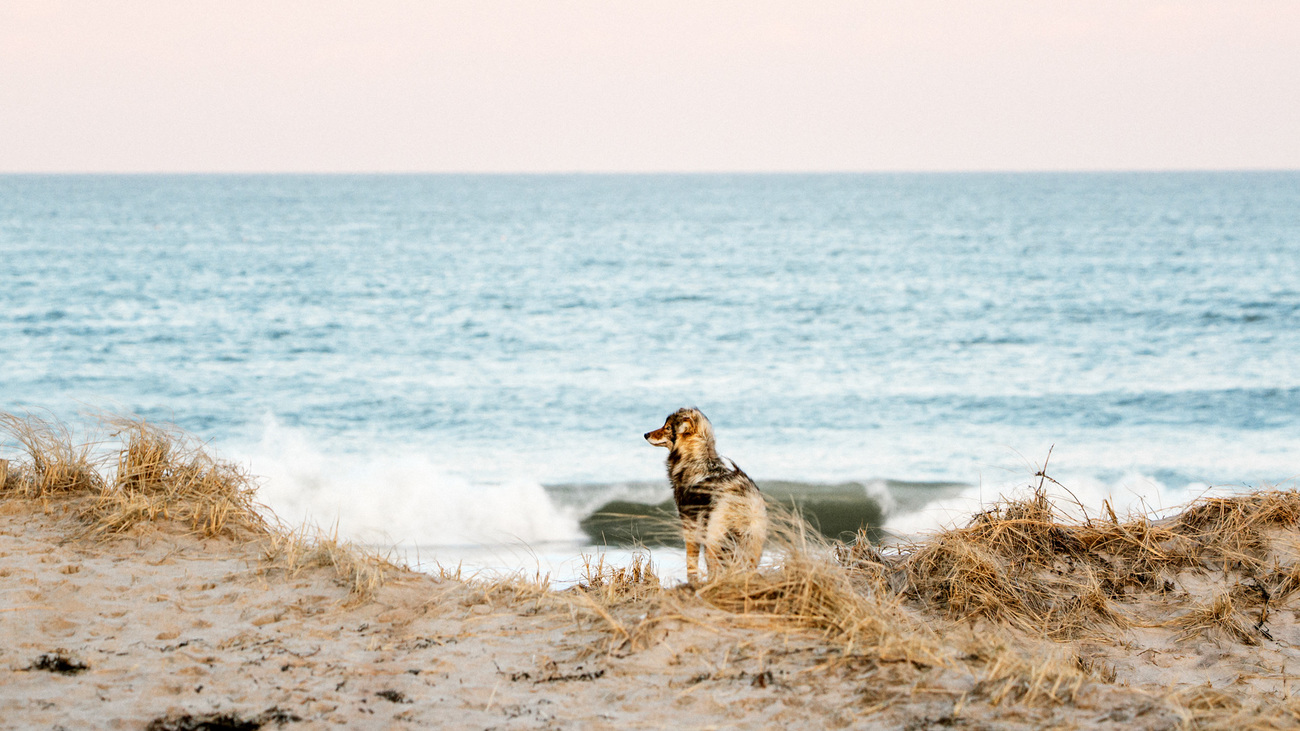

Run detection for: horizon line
[[3, 168, 1298, 176]]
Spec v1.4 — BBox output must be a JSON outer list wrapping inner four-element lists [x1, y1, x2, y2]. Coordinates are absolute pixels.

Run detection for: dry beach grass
[[4, 413, 1300, 728]]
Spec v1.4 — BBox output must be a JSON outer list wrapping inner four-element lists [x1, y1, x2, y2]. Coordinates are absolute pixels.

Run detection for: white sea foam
[[234, 417, 584, 547], [863, 479, 899, 517]]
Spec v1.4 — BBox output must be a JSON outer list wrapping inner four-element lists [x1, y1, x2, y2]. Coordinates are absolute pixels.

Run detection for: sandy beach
[[5, 2, 1299, 726], [4, 418, 1300, 729]]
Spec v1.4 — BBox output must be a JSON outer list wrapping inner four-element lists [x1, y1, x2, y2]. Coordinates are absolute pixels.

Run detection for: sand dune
[[5, 416, 1300, 728]]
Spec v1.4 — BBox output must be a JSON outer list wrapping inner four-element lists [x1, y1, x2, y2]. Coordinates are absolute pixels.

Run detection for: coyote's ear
[[676, 418, 693, 436]]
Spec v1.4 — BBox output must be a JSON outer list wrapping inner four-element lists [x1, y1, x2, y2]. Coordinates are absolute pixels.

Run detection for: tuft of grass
[[0, 413, 267, 537], [0, 413, 105, 497], [698, 509, 945, 667], [90, 417, 268, 538], [0, 411, 394, 601], [260, 523, 402, 603], [901, 486, 1129, 638], [475, 571, 556, 614], [1155, 684, 1300, 731], [1166, 491, 1300, 574], [965, 636, 1090, 707], [899, 482, 1300, 642], [576, 551, 661, 604], [1164, 592, 1258, 646]]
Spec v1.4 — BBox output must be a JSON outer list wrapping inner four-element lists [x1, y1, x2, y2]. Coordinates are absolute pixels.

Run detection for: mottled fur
[[645, 408, 767, 583]]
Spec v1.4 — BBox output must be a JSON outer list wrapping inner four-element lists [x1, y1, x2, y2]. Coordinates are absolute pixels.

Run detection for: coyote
[[645, 408, 767, 583]]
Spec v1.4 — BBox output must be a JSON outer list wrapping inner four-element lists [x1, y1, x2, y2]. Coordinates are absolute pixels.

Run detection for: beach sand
[[5, 495, 1300, 730], [0, 499, 896, 729]]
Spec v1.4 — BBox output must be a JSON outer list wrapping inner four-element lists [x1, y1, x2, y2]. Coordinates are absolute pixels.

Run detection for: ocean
[[4, 173, 1298, 580]]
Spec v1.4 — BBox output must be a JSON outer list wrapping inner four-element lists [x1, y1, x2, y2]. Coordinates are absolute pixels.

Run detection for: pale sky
[[1, 1, 1297, 173]]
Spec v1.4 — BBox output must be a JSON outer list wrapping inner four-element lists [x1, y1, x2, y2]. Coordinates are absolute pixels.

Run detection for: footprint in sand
[[40, 617, 78, 637]]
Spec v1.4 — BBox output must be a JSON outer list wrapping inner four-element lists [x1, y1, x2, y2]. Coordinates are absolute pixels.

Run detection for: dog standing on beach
[[645, 408, 767, 583]]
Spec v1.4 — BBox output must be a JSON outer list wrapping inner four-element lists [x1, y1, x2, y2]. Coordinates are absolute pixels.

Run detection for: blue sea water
[[3, 173, 1299, 570]]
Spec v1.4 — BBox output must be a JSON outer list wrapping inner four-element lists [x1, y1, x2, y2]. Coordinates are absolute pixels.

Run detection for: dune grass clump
[[834, 528, 898, 593], [0, 412, 267, 538], [91, 417, 268, 538], [0, 411, 403, 600], [1165, 591, 1259, 646], [901, 486, 1130, 638], [1160, 684, 1300, 731], [1166, 491, 1300, 572], [0, 413, 105, 497], [1071, 507, 1185, 593], [964, 635, 1090, 707], [975, 651, 1087, 707], [561, 508, 948, 666], [697, 511, 946, 667], [576, 551, 661, 604], [259, 523, 402, 603], [1075, 490, 1300, 592], [896, 477, 1300, 645]]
